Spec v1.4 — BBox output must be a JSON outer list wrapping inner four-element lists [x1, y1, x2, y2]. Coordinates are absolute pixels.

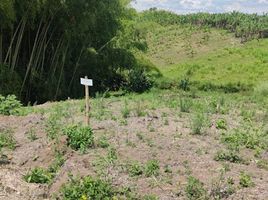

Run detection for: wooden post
[[85, 76, 90, 126]]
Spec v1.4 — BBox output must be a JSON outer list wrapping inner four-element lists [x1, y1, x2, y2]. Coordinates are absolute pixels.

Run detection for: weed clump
[[24, 168, 52, 184], [191, 113, 206, 135], [214, 150, 245, 164], [185, 176, 208, 200], [145, 160, 160, 177], [128, 162, 143, 177], [63, 125, 94, 153], [239, 172, 254, 188], [0, 129, 16, 151]]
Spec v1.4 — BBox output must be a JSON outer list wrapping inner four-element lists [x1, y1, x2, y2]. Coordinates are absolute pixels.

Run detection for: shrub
[[0, 129, 16, 151], [239, 172, 254, 188], [60, 176, 116, 200], [179, 78, 190, 91], [24, 168, 52, 184], [144, 160, 160, 177], [257, 159, 268, 171], [126, 68, 153, 93], [63, 125, 94, 153], [185, 176, 208, 200], [0, 95, 22, 115]]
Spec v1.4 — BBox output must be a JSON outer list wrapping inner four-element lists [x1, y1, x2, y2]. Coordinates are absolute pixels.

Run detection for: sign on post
[[81, 76, 93, 126]]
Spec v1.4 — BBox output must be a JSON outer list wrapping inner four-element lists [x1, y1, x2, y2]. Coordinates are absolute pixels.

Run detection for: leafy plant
[[145, 160, 160, 177], [179, 78, 190, 91], [63, 125, 94, 153], [185, 176, 208, 200], [128, 162, 143, 177], [126, 68, 153, 93], [214, 150, 245, 164], [24, 168, 52, 184], [239, 172, 254, 188], [216, 119, 227, 130], [97, 136, 110, 148], [0, 95, 22, 116], [60, 176, 116, 200]]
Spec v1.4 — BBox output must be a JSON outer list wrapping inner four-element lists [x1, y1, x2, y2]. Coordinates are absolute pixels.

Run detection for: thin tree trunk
[[11, 18, 27, 71], [4, 20, 23, 64], [20, 17, 43, 96], [55, 44, 68, 100], [0, 27, 3, 64]]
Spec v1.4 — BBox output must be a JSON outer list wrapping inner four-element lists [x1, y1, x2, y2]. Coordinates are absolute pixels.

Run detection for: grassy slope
[[143, 22, 268, 87]]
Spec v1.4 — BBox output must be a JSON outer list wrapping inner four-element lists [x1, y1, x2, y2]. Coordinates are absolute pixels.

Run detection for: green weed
[[63, 125, 94, 153], [239, 172, 254, 188], [191, 113, 206, 135], [185, 176, 208, 200], [0, 129, 16, 151], [24, 168, 52, 184], [145, 160, 160, 177], [0, 95, 22, 116]]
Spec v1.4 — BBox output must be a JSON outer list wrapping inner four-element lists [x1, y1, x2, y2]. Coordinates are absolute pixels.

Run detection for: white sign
[[80, 78, 93, 86]]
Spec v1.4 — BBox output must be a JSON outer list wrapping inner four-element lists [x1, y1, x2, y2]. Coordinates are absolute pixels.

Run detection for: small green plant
[[0, 129, 16, 151], [180, 98, 192, 113], [185, 176, 208, 200], [63, 125, 94, 153], [239, 172, 254, 188], [257, 159, 268, 171], [107, 147, 117, 163], [24, 168, 52, 184], [216, 119, 227, 130], [121, 100, 130, 118], [191, 113, 206, 135], [179, 78, 190, 91], [26, 128, 38, 141], [145, 160, 160, 177], [0, 95, 22, 115], [97, 136, 110, 148], [214, 150, 245, 164], [128, 162, 143, 177], [134, 101, 146, 117], [60, 176, 116, 199]]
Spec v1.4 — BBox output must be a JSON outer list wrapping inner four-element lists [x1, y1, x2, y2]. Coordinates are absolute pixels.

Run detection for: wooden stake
[[85, 76, 90, 126]]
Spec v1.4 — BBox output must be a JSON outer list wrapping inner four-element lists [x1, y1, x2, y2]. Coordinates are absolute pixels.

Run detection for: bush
[[185, 176, 208, 200], [0, 95, 22, 115], [60, 176, 115, 200], [24, 168, 52, 184], [63, 125, 94, 153], [126, 68, 153, 93], [179, 78, 190, 91]]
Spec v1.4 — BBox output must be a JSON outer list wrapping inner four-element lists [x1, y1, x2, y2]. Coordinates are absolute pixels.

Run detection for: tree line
[[140, 9, 268, 42], [0, 0, 152, 104]]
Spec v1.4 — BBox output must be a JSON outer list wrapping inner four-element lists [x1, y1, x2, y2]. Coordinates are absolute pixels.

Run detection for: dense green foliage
[[60, 176, 116, 200], [0, 94, 22, 115], [141, 9, 268, 41], [0, 0, 149, 103], [63, 125, 94, 153]]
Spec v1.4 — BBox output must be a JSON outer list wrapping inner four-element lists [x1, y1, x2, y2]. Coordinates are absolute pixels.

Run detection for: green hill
[[136, 11, 268, 91]]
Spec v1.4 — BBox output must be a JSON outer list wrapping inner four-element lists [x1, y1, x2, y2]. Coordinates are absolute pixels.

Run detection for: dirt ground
[[0, 98, 268, 200]]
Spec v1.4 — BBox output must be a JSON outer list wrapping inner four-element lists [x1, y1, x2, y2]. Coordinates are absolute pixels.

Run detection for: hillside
[[137, 12, 268, 90]]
